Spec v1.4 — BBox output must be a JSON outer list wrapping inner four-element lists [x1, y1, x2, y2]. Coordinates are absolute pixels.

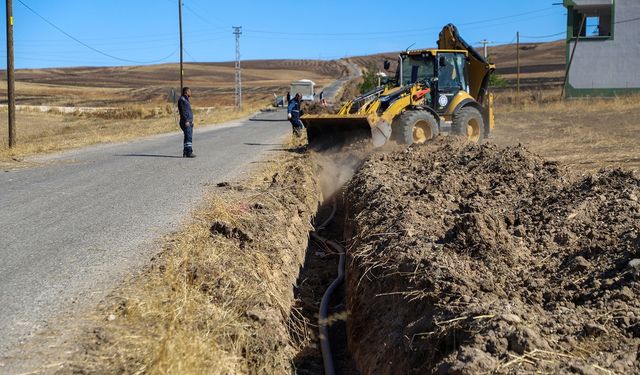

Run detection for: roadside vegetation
[[63, 138, 321, 374], [357, 64, 381, 94], [494, 89, 640, 171]]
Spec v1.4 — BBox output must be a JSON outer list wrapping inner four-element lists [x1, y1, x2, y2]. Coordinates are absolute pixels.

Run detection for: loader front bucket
[[302, 114, 376, 151]]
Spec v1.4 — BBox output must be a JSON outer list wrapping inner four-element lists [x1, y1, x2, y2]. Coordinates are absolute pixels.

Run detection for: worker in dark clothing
[[178, 87, 195, 158], [287, 92, 304, 137]]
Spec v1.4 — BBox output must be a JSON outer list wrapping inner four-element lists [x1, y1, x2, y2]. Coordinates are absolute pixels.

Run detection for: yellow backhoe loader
[[302, 24, 495, 149]]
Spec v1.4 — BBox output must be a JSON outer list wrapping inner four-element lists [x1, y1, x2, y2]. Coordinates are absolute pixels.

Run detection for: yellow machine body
[[302, 24, 495, 148]]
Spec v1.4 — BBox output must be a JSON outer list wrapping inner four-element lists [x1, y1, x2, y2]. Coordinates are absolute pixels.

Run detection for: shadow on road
[[244, 143, 283, 146], [115, 153, 183, 159], [248, 118, 287, 122]]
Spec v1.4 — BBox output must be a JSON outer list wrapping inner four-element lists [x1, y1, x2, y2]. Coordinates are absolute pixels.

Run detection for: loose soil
[[345, 137, 640, 374]]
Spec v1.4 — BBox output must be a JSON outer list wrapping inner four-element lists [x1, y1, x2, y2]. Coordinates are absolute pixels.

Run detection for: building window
[[571, 4, 613, 38]]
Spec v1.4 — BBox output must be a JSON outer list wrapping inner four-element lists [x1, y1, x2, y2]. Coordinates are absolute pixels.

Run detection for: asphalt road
[[321, 61, 362, 101], [0, 110, 290, 357]]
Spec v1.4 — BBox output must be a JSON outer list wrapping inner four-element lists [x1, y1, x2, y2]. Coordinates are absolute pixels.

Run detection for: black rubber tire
[[392, 110, 439, 145], [452, 106, 485, 143]]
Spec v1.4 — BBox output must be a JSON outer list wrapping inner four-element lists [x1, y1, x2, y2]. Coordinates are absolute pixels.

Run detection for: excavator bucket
[[303, 114, 374, 150]]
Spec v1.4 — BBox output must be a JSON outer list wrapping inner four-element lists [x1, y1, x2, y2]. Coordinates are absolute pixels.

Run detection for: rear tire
[[392, 110, 439, 145], [452, 106, 485, 143]]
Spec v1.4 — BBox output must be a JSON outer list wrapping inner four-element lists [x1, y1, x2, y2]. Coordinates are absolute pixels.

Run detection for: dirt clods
[[345, 137, 640, 374]]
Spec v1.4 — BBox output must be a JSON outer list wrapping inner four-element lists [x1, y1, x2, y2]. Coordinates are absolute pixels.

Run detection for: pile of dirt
[[344, 137, 640, 374], [301, 100, 340, 115]]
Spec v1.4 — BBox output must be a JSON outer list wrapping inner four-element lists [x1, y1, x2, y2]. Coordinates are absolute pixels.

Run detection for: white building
[[564, 0, 640, 97]]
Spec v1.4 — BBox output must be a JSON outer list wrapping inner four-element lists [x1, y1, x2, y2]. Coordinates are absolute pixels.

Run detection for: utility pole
[[516, 32, 520, 105], [6, 0, 16, 148], [479, 39, 491, 59], [562, 15, 586, 98], [178, 0, 184, 91], [233, 26, 242, 109]]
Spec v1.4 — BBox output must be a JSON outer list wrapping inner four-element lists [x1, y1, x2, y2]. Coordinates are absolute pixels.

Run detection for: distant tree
[[357, 64, 380, 94], [489, 73, 508, 88], [486, 54, 508, 88]]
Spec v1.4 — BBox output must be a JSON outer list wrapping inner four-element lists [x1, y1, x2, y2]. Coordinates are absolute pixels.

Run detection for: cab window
[[401, 55, 434, 85], [437, 53, 467, 92]]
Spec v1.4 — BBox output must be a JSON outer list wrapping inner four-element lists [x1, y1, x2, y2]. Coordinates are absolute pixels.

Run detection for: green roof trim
[[565, 83, 640, 98]]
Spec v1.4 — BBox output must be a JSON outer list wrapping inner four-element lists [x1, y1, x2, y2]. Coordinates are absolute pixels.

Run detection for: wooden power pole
[[562, 15, 586, 98], [6, 0, 16, 148], [516, 31, 520, 105], [178, 0, 183, 92]]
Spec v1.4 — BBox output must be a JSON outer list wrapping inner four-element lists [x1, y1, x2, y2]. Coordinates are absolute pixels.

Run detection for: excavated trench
[[298, 136, 640, 375], [290, 146, 370, 375], [290, 194, 358, 375]]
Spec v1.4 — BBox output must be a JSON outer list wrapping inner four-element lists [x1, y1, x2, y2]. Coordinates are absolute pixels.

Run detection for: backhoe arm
[[438, 24, 495, 103]]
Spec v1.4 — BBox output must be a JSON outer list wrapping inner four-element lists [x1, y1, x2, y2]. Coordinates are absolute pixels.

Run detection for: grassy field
[[0, 59, 347, 168], [494, 90, 640, 171], [0, 60, 345, 107]]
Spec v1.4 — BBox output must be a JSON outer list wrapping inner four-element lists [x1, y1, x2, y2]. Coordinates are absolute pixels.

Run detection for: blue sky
[[0, 1, 567, 69]]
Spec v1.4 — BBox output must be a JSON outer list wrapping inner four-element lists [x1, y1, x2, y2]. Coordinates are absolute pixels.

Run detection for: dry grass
[[0, 102, 267, 168], [0, 57, 347, 168], [494, 89, 640, 112], [63, 137, 320, 375], [493, 90, 640, 171], [0, 61, 345, 108]]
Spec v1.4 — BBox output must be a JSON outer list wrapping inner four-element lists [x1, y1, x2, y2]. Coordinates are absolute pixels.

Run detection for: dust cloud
[[312, 141, 399, 200], [315, 152, 364, 200]]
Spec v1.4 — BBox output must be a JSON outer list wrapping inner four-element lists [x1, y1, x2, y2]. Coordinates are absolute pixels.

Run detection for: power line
[[184, 49, 198, 63], [175, 0, 229, 29], [182, 2, 227, 30], [16, 0, 177, 64], [242, 11, 560, 42], [616, 16, 640, 24], [520, 31, 565, 39], [245, 6, 556, 37]]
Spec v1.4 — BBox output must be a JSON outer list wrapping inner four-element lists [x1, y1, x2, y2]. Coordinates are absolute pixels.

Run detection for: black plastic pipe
[[312, 198, 346, 375]]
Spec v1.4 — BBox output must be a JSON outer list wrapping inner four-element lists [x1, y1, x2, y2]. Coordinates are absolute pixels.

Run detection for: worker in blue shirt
[[177, 87, 195, 158], [287, 92, 304, 137]]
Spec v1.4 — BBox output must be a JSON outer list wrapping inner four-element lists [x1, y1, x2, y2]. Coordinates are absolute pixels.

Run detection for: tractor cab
[[397, 49, 470, 116]]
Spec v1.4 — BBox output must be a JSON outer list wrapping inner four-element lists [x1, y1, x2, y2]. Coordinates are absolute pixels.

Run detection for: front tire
[[392, 110, 439, 145], [452, 106, 485, 143]]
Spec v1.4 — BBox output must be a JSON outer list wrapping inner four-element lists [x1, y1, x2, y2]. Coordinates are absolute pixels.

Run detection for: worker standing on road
[[287, 92, 305, 137], [178, 87, 196, 158]]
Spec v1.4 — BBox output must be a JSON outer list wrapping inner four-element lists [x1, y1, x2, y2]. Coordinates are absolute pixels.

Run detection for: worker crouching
[[287, 92, 305, 137]]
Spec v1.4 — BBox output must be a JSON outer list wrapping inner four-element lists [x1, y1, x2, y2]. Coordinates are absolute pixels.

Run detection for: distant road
[[321, 60, 362, 101], [0, 110, 290, 358]]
